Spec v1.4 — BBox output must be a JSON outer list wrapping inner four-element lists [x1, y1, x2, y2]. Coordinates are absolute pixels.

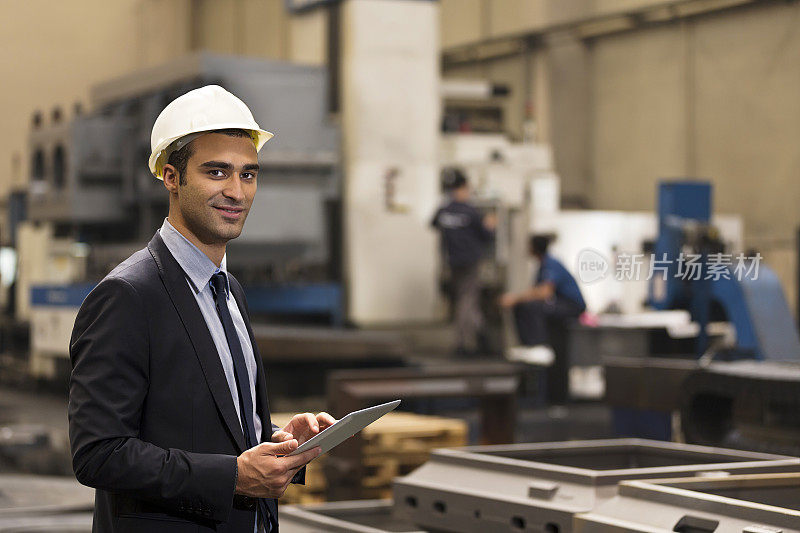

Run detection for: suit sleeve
[[68, 277, 237, 523]]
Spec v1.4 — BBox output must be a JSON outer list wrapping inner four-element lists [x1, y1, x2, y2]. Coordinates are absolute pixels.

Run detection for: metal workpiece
[[574, 473, 800, 533], [392, 439, 800, 533], [280, 499, 426, 533], [0, 474, 94, 516], [680, 360, 800, 456], [0, 513, 93, 532]]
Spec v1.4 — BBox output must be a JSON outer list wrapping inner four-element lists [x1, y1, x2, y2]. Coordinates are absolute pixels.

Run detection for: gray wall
[[589, 2, 800, 311]]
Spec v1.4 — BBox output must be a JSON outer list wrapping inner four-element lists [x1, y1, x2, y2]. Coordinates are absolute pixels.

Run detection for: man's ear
[[162, 164, 180, 193]]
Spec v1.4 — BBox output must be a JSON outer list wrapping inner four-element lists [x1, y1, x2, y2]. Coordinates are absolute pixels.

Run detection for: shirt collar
[[159, 218, 229, 297]]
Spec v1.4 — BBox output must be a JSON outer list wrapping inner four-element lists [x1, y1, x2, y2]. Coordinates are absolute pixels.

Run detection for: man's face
[[454, 184, 470, 201], [165, 133, 259, 246]]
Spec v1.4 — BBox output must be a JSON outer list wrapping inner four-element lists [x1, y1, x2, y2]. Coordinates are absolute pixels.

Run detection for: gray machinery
[[26, 52, 342, 323], [392, 439, 800, 533], [574, 473, 800, 533]]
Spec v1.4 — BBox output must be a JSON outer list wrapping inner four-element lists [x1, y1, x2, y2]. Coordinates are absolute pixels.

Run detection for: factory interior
[[3, 0, 800, 531]]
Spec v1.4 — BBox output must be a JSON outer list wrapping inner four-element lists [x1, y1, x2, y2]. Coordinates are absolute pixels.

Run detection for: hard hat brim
[[149, 126, 274, 180]]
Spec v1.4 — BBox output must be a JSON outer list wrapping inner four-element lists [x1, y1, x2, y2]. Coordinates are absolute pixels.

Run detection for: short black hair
[[530, 234, 553, 256], [441, 167, 468, 192], [167, 128, 251, 185]]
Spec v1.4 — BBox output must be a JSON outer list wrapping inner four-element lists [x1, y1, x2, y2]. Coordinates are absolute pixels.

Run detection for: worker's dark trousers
[[512, 297, 583, 404], [451, 263, 484, 352]]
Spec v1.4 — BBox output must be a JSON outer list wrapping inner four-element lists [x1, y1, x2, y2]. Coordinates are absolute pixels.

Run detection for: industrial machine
[[23, 53, 341, 378], [647, 181, 800, 361], [19, 0, 446, 377], [604, 181, 800, 447], [392, 439, 800, 533]]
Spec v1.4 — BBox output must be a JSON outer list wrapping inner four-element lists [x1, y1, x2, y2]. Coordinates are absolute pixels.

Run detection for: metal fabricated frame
[[393, 439, 800, 533], [280, 500, 425, 533]]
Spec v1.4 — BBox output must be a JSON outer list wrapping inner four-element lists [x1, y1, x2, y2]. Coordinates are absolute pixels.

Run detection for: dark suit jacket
[[69, 231, 288, 532]]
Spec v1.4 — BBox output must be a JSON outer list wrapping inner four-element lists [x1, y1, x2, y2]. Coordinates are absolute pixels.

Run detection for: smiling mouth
[[213, 206, 244, 218]]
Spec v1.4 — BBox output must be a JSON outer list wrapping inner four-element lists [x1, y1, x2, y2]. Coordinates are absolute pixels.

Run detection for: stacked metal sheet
[[575, 472, 800, 532], [391, 439, 800, 532]]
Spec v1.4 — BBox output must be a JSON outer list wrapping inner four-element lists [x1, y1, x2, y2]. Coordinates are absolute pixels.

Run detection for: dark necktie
[[210, 272, 276, 532]]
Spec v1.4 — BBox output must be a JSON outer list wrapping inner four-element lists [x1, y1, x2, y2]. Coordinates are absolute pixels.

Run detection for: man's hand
[[483, 213, 498, 231], [235, 439, 320, 498], [273, 412, 336, 446], [498, 292, 518, 308]]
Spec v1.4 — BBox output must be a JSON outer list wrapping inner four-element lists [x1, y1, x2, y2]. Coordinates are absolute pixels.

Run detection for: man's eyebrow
[[242, 163, 260, 172], [199, 161, 233, 170]]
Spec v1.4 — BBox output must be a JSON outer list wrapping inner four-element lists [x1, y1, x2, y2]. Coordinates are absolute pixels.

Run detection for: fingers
[[281, 446, 321, 470], [271, 430, 293, 443], [315, 412, 336, 429], [295, 412, 320, 433], [257, 438, 298, 456]]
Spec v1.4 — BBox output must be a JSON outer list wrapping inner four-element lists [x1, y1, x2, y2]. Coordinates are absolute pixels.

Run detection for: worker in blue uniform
[[500, 235, 586, 403], [431, 168, 496, 356]]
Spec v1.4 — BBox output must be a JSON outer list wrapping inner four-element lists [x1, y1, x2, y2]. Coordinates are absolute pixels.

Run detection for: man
[[499, 235, 586, 403], [431, 168, 496, 356], [68, 85, 334, 533]]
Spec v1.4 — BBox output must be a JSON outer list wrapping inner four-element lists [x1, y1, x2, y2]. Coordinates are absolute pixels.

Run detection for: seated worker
[[431, 168, 496, 356], [499, 235, 586, 404]]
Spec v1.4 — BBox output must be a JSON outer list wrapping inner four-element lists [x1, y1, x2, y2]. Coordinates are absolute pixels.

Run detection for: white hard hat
[[148, 85, 273, 179]]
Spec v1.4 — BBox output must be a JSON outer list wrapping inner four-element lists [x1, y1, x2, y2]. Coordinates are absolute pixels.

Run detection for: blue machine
[[614, 181, 800, 441], [648, 180, 800, 361], [244, 283, 343, 326]]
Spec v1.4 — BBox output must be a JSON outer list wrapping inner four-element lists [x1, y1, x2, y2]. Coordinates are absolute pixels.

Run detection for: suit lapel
[[147, 233, 247, 453], [228, 277, 272, 443]]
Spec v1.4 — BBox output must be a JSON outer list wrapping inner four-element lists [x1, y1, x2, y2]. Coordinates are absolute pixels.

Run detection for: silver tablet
[[287, 400, 401, 456]]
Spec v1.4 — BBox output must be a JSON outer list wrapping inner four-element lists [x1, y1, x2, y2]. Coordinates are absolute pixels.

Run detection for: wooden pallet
[[273, 411, 468, 501], [360, 413, 467, 495], [362, 413, 467, 456]]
